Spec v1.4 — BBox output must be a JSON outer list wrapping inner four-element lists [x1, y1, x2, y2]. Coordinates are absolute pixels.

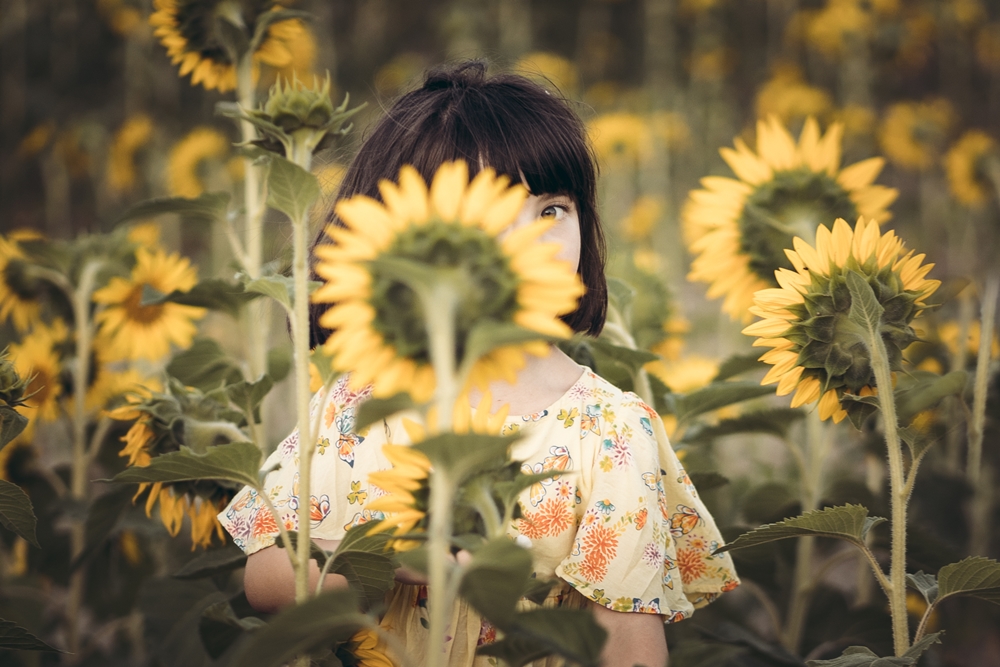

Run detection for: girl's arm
[[588, 601, 669, 667], [244, 538, 347, 613]]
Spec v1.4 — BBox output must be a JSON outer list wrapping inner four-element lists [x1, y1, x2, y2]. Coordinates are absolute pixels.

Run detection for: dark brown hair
[[309, 60, 606, 347]]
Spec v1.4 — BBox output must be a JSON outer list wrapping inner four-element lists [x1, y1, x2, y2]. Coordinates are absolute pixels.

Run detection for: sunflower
[[313, 161, 585, 402], [92, 247, 206, 361], [620, 196, 663, 242], [127, 222, 162, 249], [742, 217, 939, 423], [683, 115, 898, 321], [149, 0, 306, 92], [107, 114, 154, 194], [645, 355, 720, 394], [166, 127, 230, 197], [805, 0, 874, 58], [346, 628, 395, 667], [877, 99, 954, 171], [944, 130, 999, 207], [755, 64, 833, 124], [0, 235, 42, 333], [86, 367, 160, 414], [8, 320, 68, 428], [513, 52, 579, 96], [587, 113, 652, 165]]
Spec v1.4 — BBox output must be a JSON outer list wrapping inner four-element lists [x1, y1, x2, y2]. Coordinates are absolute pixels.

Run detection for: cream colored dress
[[220, 370, 740, 666]]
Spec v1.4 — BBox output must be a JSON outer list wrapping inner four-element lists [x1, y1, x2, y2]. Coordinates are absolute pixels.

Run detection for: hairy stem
[[966, 274, 998, 487], [66, 260, 103, 656]]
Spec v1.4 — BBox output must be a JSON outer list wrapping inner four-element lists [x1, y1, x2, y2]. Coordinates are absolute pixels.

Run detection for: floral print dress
[[219, 369, 740, 666]]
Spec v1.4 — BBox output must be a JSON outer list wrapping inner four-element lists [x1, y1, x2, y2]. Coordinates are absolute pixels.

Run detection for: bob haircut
[[309, 60, 607, 347]]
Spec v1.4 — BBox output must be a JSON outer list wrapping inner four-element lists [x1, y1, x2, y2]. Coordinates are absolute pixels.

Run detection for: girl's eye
[[541, 204, 568, 220]]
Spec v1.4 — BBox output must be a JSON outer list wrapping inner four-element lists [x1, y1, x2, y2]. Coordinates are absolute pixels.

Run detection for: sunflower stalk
[[967, 273, 999, 555]]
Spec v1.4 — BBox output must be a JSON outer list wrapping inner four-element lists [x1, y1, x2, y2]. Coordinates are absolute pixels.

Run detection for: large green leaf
[[0, 619, 62, 652], [244, 276, 294, 312], [477, 609, 606, 667], [682, 408, 804, 445], [167, 338, 244, 391], [116, 192, 230, 225], [906, 571, 938, 604], [935, 557, 1000, 605], [414, 433, 516, 484], [0, 406, 28, 450], [713, 353, 764, 382], [0, 479, 38, 547], [173, 544, 248, 580], [588, 338, 659, 375], [267, 156, 321, 223], [459, 538, 533, 627], [227, 375, 275, 424], [330, 551, 397, 612], [198, 594, 265, 659], [112, 441, 262, 489], [674, 381, 776, 424], [227, 589, 366, 667], [714, 504, 885, 555], [277, 531, 332, 569], [895, 371, 968, 424], [141, 279, 254, 318], [804, 633, 942, 667], [336, 523, 394, 554], [355, 393, 416, 432]]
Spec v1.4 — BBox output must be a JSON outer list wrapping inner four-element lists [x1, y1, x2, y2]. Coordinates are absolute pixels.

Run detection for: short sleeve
[[218, 377, 386, 555], [554, 395, 739, 621]]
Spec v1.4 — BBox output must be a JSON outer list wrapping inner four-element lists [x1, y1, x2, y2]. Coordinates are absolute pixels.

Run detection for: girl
[[220, 61, 739, 667]]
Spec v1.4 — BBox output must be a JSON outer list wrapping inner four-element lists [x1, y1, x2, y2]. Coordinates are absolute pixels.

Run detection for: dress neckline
[[503, 365, 589, 421]]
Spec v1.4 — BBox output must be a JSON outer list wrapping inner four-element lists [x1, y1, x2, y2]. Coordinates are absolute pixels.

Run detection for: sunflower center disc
[[125, 285, 166, 325], [368, 222, 520, 364], [739, 169, 858, 283]]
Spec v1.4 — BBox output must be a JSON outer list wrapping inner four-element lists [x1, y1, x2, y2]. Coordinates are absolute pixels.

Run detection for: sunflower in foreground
[[683, 115, 898, 321], [742, 218, 939, 423], [150, 0, 306, 92], [92, 247, 206, 361], [944, 130, 999, 207], [313, 161, 585, 403]]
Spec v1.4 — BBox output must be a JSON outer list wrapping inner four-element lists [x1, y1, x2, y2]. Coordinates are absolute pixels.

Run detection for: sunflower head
[[366, 444, 432, 550], [314, 161, 585, 402], [878, 99, 955, 170], [0, 235, 45, 333], [683, 115, 898, 321], [0, 350, 30, 409], [743, 217, 939, 424], [945, 130, 1000, 207]]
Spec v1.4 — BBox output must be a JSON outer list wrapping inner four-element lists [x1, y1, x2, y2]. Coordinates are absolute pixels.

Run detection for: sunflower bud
[[0, 353, 28, 407]]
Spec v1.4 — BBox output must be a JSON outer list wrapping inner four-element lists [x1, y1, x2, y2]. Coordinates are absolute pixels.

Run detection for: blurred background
[[2, 0, 1000, 665]]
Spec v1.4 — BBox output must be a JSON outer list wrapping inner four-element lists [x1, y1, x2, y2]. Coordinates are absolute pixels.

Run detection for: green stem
[[966, 273, 998, 487], [868, 327, 910, 656], [602, 316, 655, 408], [66, 260, 103, 656]]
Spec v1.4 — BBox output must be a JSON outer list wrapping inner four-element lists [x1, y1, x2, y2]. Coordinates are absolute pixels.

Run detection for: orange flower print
[[687, 536, 707, 551], [635, 507, 648, 530], [310, 494, 331, 526], [518, 498, 574, 539], [581, 524, 619, 568], [669, 505, 701, 537], [325, 399, 338, 428], [721, 579, 740, 592], [251, 509, 278, 539], [677, 547, 707, 584], [579, 554, 608, 582]]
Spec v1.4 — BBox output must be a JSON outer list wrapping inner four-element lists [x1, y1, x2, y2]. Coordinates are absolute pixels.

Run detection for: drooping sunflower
[[92, 247, 206, 361], [683, 115, 898, 321], [877, 99, 954, 171], [166, 127, 230, 197], [107, 114, 154, 194], [944, 130, 999, 207], [149, 0, 306, 92], [313, 161, 585, 402], [742, 217, 939, 423], [85, 366, 160, 414], [0, 233, 46, 333]]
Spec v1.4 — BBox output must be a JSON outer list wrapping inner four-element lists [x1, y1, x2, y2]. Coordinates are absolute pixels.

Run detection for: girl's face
[[508, 191, 581, 273]]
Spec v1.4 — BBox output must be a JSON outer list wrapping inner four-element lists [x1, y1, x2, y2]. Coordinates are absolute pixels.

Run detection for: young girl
[[219, 61, 739, 667]]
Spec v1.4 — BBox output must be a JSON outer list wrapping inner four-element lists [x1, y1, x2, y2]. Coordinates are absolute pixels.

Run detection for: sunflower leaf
[[198, 594, 264, 659], [70, 485, 134, 570], [462, 323, 553, 372], [414, 433, 518, 484], [111, 441, 262, 489], [477, 609, 606, 667], [330, 551, 397, 612], [167, 338, 245, 391], [173, 544, 248, 580], [266, 156, 321, 224], [459, 537, 533, 627], [587, 338, 659, 375], [681, 408, 804, 444], [355, 393, 416, 432], [935, 557, 1000, 605], [713, 353, 765, 382], [674, 381, 776, 424], [0, 406, 28, 450], [845, 270, 885, 341], [0, 619, 63, 652], [140, 279, 255, 318], [227, 375, 275, 424], [713, 504, 884, 555], [895, 370, 968, 424], [277, 530, 331, 569], [903, 632, 944, 660], [805, 645, 914, 667], [0, 479, 38, 547], [906, 571, 938, 604], [335, 524, 394, 554], [227, 589, 366, 667], [115, 192, 230, 225]]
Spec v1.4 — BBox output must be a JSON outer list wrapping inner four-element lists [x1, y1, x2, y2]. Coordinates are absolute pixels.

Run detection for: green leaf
[[309, 347, 337, 389], [845, 270, 884, 341], [244, 275, 294, 312], [895, 371, 968, 424], [674, 381, 776, 424], [277, 530, 331, 569], [112, 441, 262, 489], [0, 479, 38, 547], [935, 556, 1000, 605], [336, 523, 394, 554], [0, 406, 28, 450], [463, 323, 552, 370], [713, 353, 764, 382], [267, 346, 293, 383], [805, 646, 906, 667], [140, 279, 254, 318], [688, 472, 730, 493], [459, 538, 533, 627], [477, 609, 606, 667], [227, 589, 366, 667], [714, 504, 885, 555], [227, 375, 275, 424], [903, 631, 943, 660], [0, 619, 62, 652], [414, 433, 516, 484], [493, 472, 562, 513], [71, 485, 134, 569], [167, 338, 245, 391], [198, 595, 264, 659], [897, 426, 934, 462], [173, 544, 248, 580], [116, 192, 230, 225], [588, 338, 659, 375], [681, 408, 804, 444], [906, 571, 938, 605], [267, 156, 321, 223], [355, 393, 416, 432], [330, 551, 397, 612], [605, 277, 636, 321]]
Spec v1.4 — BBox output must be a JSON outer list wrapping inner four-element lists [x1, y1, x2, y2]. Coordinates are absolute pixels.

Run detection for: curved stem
[[913, 600, 938, 644]]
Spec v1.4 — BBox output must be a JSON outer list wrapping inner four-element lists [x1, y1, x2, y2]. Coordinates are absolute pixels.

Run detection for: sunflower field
[[2, 1, 1000, 666]]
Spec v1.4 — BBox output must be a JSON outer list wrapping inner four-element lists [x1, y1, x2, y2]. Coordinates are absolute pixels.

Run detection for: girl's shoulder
[[559, 368, 661, 431]]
